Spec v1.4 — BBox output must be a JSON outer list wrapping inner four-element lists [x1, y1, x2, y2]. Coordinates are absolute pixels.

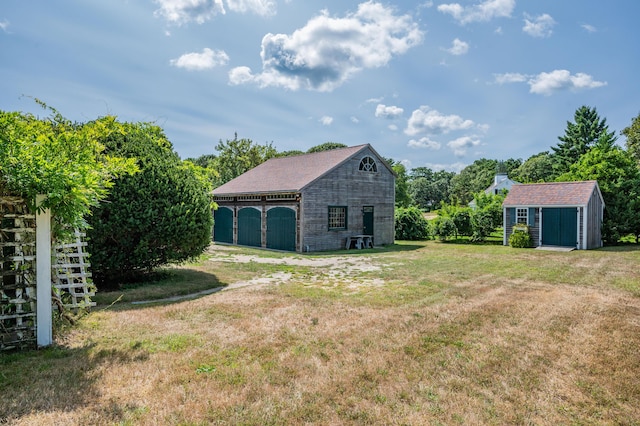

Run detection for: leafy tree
[[306, 142, 347, 153], [86, 122, 214, 288], [386, 160, 412, 207], [622, 112, 640, 165], [210, 134, 277, 186], [511, 151, 555, 183], [0, 104, 137, 237], [551, 106, 617, 176], [558, 144, 640, 244], [275, 150, 305, 157], [394, 206, 430, 240], [185, 153, 216, 168], [408, 168, 454, 210], [449, 158, 520, 205]]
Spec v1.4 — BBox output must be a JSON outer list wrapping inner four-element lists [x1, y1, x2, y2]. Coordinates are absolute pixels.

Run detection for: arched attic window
[[359, 156, 377, 172]]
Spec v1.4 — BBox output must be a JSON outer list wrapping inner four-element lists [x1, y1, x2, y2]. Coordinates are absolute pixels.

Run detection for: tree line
[[2, 102, 638, 292]]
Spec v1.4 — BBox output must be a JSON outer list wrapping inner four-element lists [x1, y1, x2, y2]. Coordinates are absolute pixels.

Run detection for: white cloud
[[228, 2, 424, 91], [0, 19, 9, 33], [523, 13, 555, 38], [447, 136, 481, 156], [350, 116, 360, 124], [494, 70, 607, 95], [438, 0, 515, 25], [226, 0, 276, 16], [427, 162, 467, 173], [528, 70, 607, 96], [408, 137, 442, 150], [405, 106, 475, 136], [581, 23, 597, 33], [388, 124, 399, 131], [154, 0, 275, 25], [170, 48, 229, 70], [375, 104, 404, 119], [320, 116, 333, 125], [494, 72, 528, 84], [446, 38, 469, 55], [154, 0, 225, 25]]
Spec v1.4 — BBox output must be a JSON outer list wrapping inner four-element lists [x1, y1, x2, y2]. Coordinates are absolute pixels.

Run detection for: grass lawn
[[2, 241, 640, 425]]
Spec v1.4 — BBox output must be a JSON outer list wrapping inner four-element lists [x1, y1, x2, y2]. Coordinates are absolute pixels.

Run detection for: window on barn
[[516, 208, 528, 224], [359, 156, 377, 172], [328, 206, 347, 230]]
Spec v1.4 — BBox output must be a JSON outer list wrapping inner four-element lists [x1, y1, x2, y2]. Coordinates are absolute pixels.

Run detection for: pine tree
[[551, 106, 617, 175]]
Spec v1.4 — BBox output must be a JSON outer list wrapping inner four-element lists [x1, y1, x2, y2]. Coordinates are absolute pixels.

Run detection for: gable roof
[[213, 144, 392, 195], [502, 180, 603, 208]]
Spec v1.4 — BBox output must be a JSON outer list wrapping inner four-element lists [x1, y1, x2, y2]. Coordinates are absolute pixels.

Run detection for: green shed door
[[267, 207, 296, 251], [542, 208, 577, 247], [213, 207, 233, 244], [237, 208, 262, 247]]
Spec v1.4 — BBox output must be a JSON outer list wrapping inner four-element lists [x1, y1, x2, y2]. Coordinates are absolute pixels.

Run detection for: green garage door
[[213, 207, 233, 244], [238, 208, 262, 247], [542, 208, 577, 247], [267, 207, 296, 251]]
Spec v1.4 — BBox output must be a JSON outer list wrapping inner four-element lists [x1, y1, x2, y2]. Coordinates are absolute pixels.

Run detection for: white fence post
[[36, 195, 52, 347]]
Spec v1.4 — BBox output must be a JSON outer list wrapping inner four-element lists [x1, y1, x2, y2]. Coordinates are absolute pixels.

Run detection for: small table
[[346, 234, 373, 249]]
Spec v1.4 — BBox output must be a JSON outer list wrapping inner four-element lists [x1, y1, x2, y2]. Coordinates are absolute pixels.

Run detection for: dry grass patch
[[2, 242, 640, 425]]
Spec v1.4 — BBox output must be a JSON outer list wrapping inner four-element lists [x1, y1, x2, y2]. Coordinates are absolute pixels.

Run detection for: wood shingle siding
[[213, 144, 395, 252], [503, 181, 604, 250]]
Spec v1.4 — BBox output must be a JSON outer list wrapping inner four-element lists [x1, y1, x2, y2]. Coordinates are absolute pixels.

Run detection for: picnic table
[[346, 234, 373, 250]]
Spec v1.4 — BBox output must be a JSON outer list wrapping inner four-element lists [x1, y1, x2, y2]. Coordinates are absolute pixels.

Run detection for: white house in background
[[469, 173, 520, 208], [485, 173, 519, 195]]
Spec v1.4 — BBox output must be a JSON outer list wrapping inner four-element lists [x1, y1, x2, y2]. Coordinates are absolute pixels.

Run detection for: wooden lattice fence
[[53, 230, 95, 311], [0, 196, 37, 351], [1, 196, 95, 351]]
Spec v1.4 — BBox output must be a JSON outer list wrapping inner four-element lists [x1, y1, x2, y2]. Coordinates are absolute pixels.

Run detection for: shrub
[[433, 216, 457, 241], [509, 224, 532, 248], [87, 122, 213, 289], [395, 206, 430, 240]]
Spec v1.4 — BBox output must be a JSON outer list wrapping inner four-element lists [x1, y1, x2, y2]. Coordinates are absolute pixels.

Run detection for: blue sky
[[2, 0, 638, 172]]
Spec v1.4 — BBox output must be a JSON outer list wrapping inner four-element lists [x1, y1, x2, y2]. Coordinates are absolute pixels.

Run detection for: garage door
[[213, 207, 233, 244], [237, 208, 261, 247], [267, 207, 296, 251], [542, 208, 577, 247]]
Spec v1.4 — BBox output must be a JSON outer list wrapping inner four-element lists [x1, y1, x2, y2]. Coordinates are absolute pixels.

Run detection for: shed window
[[359, 156, 377, 172], [328, 206, 347, 230], [516, 208, 528, 224]]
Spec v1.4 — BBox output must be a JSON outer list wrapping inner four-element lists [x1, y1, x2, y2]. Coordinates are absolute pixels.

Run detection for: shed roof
[[213, 144, 391, 195], [502, 180, 602, 207]]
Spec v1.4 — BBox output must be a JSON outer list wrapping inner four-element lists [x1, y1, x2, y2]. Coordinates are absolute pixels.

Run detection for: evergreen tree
[[551, 106, 617, 175]]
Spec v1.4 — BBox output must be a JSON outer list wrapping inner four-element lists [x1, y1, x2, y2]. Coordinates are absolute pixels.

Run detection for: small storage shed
[[212, 144, 395, 252], [502, 180, 604, 250]]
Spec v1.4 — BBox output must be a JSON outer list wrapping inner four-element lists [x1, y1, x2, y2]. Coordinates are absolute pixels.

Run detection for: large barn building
[[212, 144, 396, 252]]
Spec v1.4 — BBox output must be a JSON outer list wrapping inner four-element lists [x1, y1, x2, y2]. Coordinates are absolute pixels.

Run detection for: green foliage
[[551, 105, 617, 176], [449, 158, 521, 205], [390, 161, 412, 208], [509, 225, 532, 248], [0, 104, 137, 237], [394, 206, 430, 240], [622, 112, 640, 165], [558, 144, 640, 244], [86, 122, 213, 288], [470, 209, 495, 242], [511, 151, 555, 183], [306, 142, 347, 153], [408, 168, 454, 211], [210, 134, 277, 187], [432, 216, 456, 241]]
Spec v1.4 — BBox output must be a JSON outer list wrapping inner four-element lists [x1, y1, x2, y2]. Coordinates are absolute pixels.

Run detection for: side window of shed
[[516, 208, 528, 224], [359, 156, 377, 172]]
